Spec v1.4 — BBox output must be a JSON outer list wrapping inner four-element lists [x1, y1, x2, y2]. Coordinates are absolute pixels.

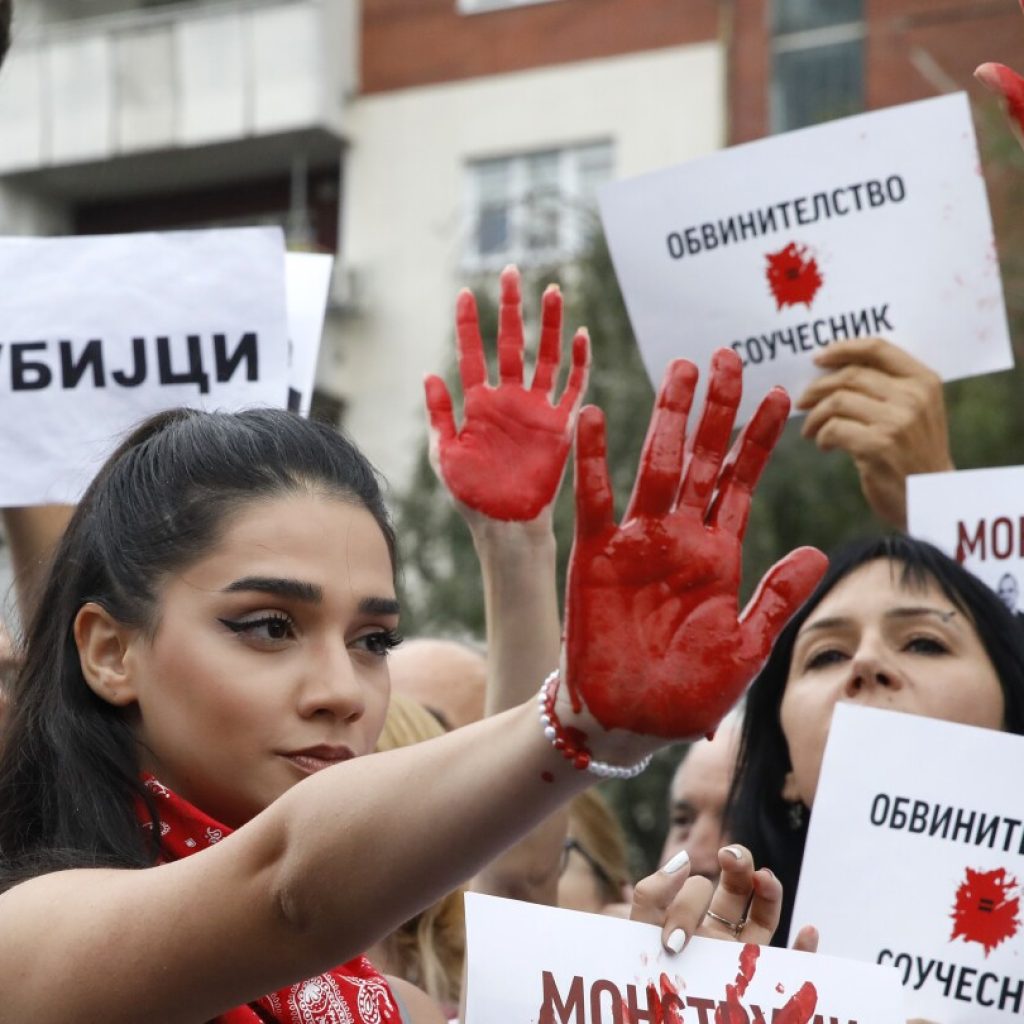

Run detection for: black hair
[[0, 0, 11, 69], [0, 407, 397, 892], [726, 534, 1024, 945]]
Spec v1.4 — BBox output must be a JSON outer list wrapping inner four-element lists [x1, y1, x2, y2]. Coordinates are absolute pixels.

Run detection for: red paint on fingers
[[565, 352, 825, 740], [434, 270, 588, 520], [977, 63, 1024, 137]]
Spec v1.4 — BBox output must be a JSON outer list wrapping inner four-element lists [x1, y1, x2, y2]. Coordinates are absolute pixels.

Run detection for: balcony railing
[[0, 0, 353, 174]]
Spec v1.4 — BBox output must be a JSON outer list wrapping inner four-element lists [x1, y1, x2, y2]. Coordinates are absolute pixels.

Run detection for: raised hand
[[424, 265, 590, 522], [975, 4, 1024, 139], [564, 350, 827, 740]]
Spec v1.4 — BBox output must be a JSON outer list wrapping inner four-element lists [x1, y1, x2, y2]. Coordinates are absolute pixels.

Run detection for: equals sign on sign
[[979, 898, 996, 913]]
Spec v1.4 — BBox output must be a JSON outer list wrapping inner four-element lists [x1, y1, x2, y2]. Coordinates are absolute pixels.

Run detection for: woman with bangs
[[728, 534, 1024, 948]]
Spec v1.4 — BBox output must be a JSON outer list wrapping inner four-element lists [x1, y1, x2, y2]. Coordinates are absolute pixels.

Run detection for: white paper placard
[[598, 93, 1013, 425], [285, 251, 333, 417], [908, 465, 1024, 614], [465, 892, 905, 1023], [0, 227, 289, 505], [792, 705, 1024, 1021]]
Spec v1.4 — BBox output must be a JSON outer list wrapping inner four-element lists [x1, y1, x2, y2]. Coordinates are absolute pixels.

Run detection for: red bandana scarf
[[138, 775, 402, 1024]]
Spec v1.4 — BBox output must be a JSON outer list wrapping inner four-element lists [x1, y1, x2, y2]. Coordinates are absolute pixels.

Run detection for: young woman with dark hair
[[728, 533, 1024, 948], [0, 272, 824, 1020]]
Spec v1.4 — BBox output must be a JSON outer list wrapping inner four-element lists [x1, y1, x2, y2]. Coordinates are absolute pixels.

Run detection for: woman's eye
[[353, 630, 403, 657], [905, 636, 948, 656], [805, 648, 848, 671], [219, 615, 296, 643]]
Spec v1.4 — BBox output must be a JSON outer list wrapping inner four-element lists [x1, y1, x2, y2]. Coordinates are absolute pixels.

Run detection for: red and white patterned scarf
[[138, 775, 402, 1024]]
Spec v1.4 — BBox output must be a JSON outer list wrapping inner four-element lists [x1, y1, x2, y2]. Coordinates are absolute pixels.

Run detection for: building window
[[771, 0, 864, 133], [457, 0, 563, 14], [465, 142, 613, 270]]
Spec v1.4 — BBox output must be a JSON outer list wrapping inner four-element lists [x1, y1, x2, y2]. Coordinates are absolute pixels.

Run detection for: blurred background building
[[0, 0, 1022, 492]]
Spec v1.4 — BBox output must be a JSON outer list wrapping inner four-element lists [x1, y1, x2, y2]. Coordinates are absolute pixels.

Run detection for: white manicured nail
[[665, 928, 687, 954], [661, 850, 690, 875], [722, 845, 744, 861]]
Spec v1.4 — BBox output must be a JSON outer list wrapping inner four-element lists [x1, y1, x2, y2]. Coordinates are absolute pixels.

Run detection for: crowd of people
[[1, 0, 1024, 1021]]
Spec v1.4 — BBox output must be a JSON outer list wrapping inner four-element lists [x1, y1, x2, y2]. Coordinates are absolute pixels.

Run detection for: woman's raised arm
[[0, 348, 824, 1024]]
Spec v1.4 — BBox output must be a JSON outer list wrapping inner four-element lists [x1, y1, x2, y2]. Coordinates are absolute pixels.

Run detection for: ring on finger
[[705, 909, 746, 937]]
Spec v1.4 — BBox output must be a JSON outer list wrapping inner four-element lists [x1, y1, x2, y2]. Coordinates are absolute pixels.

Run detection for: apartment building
[[1, 0, 1020, 495]]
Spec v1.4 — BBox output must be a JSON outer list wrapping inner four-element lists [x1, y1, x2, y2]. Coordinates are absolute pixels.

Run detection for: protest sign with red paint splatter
[[599, 93, 1012, 427], [464, 894, 903, 1024], [795, 705, 1024, 1021]]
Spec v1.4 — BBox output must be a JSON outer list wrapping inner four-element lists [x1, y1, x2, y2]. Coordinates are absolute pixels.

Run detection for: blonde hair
[[567, 789, 631, 904], [374, 695, 465, 1008]]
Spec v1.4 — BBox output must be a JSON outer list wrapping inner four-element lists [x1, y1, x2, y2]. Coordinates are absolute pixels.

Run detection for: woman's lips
[[281, 746, 355, 775]]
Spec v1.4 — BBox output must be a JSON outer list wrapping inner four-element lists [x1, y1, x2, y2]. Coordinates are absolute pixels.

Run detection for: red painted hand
[[976, 61, 1024, 138], [424, 265, 590, 521], [976, 4, 1024, 139], [564, 350, 827, 740]]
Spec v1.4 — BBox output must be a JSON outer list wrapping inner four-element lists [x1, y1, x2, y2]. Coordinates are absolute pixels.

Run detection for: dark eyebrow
[[799, 616, 851, 636], [799, 606, 958, 638], [359, 596, 401, 617], [884, 606, 958, 625], [221, 579, 399, 616], [222, 577, 323, 603]]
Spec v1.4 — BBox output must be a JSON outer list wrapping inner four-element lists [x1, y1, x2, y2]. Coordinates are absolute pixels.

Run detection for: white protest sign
[[908, 465, 1024, 614], [0, 227, 289, 505], [793, 704, 1024, 1020], [285, 251, 333, 417], [598, 92, 1012, 425], [465, 892, 904, 1023]]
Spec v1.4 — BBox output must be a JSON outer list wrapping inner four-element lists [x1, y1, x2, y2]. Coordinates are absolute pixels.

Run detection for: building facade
[[1, 0, 1022, 495]]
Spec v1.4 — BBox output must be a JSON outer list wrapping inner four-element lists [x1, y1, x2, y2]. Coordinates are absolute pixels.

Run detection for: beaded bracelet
[[537, 669, 653, 780]]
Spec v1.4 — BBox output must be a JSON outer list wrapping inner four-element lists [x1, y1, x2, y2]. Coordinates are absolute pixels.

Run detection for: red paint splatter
[[714, 946, 816, 1024], [715, 945, 760, 1023], [424, 266, 589, 521], [775, 983, 784, 994], [765, 243, 823, 311], [976, 62, 1024, 138], [773, 983, 818, 1024], [540, 771, 554, 783], [565, 350, 827, 739], [660, 974, 685, 1024], [950, 866, 1020, 956]]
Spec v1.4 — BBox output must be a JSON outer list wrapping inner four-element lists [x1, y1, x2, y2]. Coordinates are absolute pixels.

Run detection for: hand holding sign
[[631, 842, 788, 954], [797, 337, 954, 529], [424, 265, 590, 523], [563, 349, 827, 741]]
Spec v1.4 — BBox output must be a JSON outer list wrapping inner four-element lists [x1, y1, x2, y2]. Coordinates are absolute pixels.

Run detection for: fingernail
[[665, 928, 687, 954], [722, 845, 744, 861], [661, 850, 690, 875], [763, 867, 776, 878], [544, 283, 560, 295]]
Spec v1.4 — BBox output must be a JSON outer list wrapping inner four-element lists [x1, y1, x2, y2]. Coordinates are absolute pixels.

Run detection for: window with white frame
[[465, 142, 613, 270], [771, 0, 864, 133], [457, 0, 564, 15]]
